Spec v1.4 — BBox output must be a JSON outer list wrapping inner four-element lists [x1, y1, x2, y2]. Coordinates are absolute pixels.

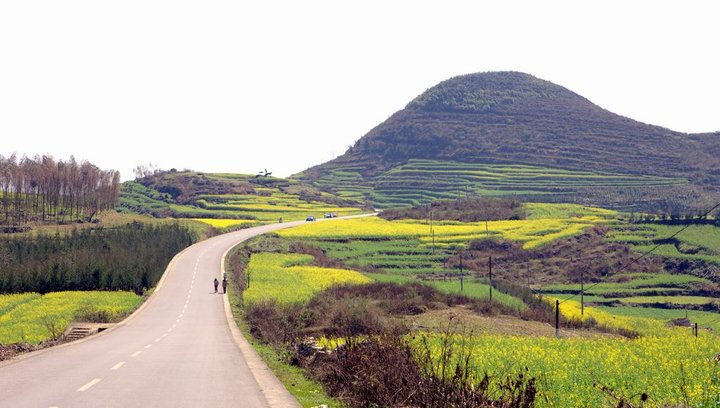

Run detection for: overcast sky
[[1, 1, 718, 181]]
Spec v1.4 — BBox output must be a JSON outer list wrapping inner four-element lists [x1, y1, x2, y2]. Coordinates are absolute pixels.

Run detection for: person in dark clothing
[[213, 278, 219, 293], [222, 277, 228, 294]]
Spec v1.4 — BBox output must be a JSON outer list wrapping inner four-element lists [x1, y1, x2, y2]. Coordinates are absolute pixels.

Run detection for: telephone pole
[[555, 299, 560, 338], [580, 269, 584, 316], [488, 256, 493, 302], [459, 251, 464, 293]]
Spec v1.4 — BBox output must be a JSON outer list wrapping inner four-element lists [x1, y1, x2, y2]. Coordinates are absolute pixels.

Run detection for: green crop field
[[0, 291, 142, 345], [308, 159, 687, 208], [543, 273, 712, 294], [611, 223, 720, 266], [541, 272, 720, 310], [595, 306, 720, 332]]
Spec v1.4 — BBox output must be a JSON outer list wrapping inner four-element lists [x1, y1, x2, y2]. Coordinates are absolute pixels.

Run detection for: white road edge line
[[111, 361, 126, 370], [77, 378, 101, 392]]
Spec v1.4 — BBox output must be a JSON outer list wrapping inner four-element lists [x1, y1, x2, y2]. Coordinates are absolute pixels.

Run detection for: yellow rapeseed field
[[243, 253, 371, 304], [548, 297, 667, 335], [278, 213, 607, 249], [0, 291, 142, 345], [418, 331, 720, 407], [194, 218, 254, 228]]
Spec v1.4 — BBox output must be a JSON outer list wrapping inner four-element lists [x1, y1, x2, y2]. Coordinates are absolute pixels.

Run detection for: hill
[[298, 72, 720, 211]]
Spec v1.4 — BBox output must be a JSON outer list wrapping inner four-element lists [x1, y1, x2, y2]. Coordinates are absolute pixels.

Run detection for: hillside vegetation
[[299, 71, 720, 212]]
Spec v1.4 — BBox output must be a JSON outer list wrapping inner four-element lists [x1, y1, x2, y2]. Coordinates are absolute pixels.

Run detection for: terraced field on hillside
[[118, 172, 367, 230], [308, 159, 687, 208]]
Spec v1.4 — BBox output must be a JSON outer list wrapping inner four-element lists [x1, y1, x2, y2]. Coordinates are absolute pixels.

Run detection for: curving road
[[0, 220, 315, 408]]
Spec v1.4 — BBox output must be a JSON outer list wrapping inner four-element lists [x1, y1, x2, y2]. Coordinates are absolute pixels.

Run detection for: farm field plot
[[611, 223, 720, 266], [0, 291, 142, 345], [308, 159, 687, 208], [542, 271, 720, 321], [243, 253, 371, 304], [543, 273, 713, 295], [596, 306, 720, 332], [278, 203, 612, 250], [419, 330, 720, 407]]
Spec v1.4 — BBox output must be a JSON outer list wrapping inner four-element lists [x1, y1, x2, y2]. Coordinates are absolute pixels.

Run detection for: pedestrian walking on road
[[222, 277, 228, 294], [213, 278, 219, 293]]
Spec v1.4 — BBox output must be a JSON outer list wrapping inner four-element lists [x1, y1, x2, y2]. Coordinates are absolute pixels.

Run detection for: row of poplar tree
[[0, 154, 120, 226]]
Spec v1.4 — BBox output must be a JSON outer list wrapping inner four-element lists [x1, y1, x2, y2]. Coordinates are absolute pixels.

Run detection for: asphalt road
[[0, 220, 312, 408]]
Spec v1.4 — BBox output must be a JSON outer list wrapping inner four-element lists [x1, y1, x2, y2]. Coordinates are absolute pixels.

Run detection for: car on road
[[306, 216, 315, 221]]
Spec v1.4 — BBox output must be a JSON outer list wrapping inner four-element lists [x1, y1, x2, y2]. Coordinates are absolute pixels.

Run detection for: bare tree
[[0, 154, 121, 227]]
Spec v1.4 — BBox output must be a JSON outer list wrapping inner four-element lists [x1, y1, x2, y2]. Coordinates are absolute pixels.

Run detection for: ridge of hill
[[298, 72, 720, 211]]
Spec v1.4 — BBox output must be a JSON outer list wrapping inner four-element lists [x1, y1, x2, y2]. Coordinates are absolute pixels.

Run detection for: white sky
[[1, 1, 718, 181]]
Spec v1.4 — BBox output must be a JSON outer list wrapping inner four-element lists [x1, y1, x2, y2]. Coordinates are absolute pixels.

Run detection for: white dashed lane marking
[[144, 344, 153, 349], [110, 362, 126, 370], [77, 378, 101, 392], [131, 351, 141, 357]]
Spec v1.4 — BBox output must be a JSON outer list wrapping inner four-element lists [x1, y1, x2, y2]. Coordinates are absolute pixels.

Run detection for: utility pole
[[459, 251, 464, 293], [488, 256, 493, 302], [555, 299, 560, 338], [580, 269, 584, 317], [432, 229, 435, 254], [527, 270, 530, 288], [430, 208, 435, 254]]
